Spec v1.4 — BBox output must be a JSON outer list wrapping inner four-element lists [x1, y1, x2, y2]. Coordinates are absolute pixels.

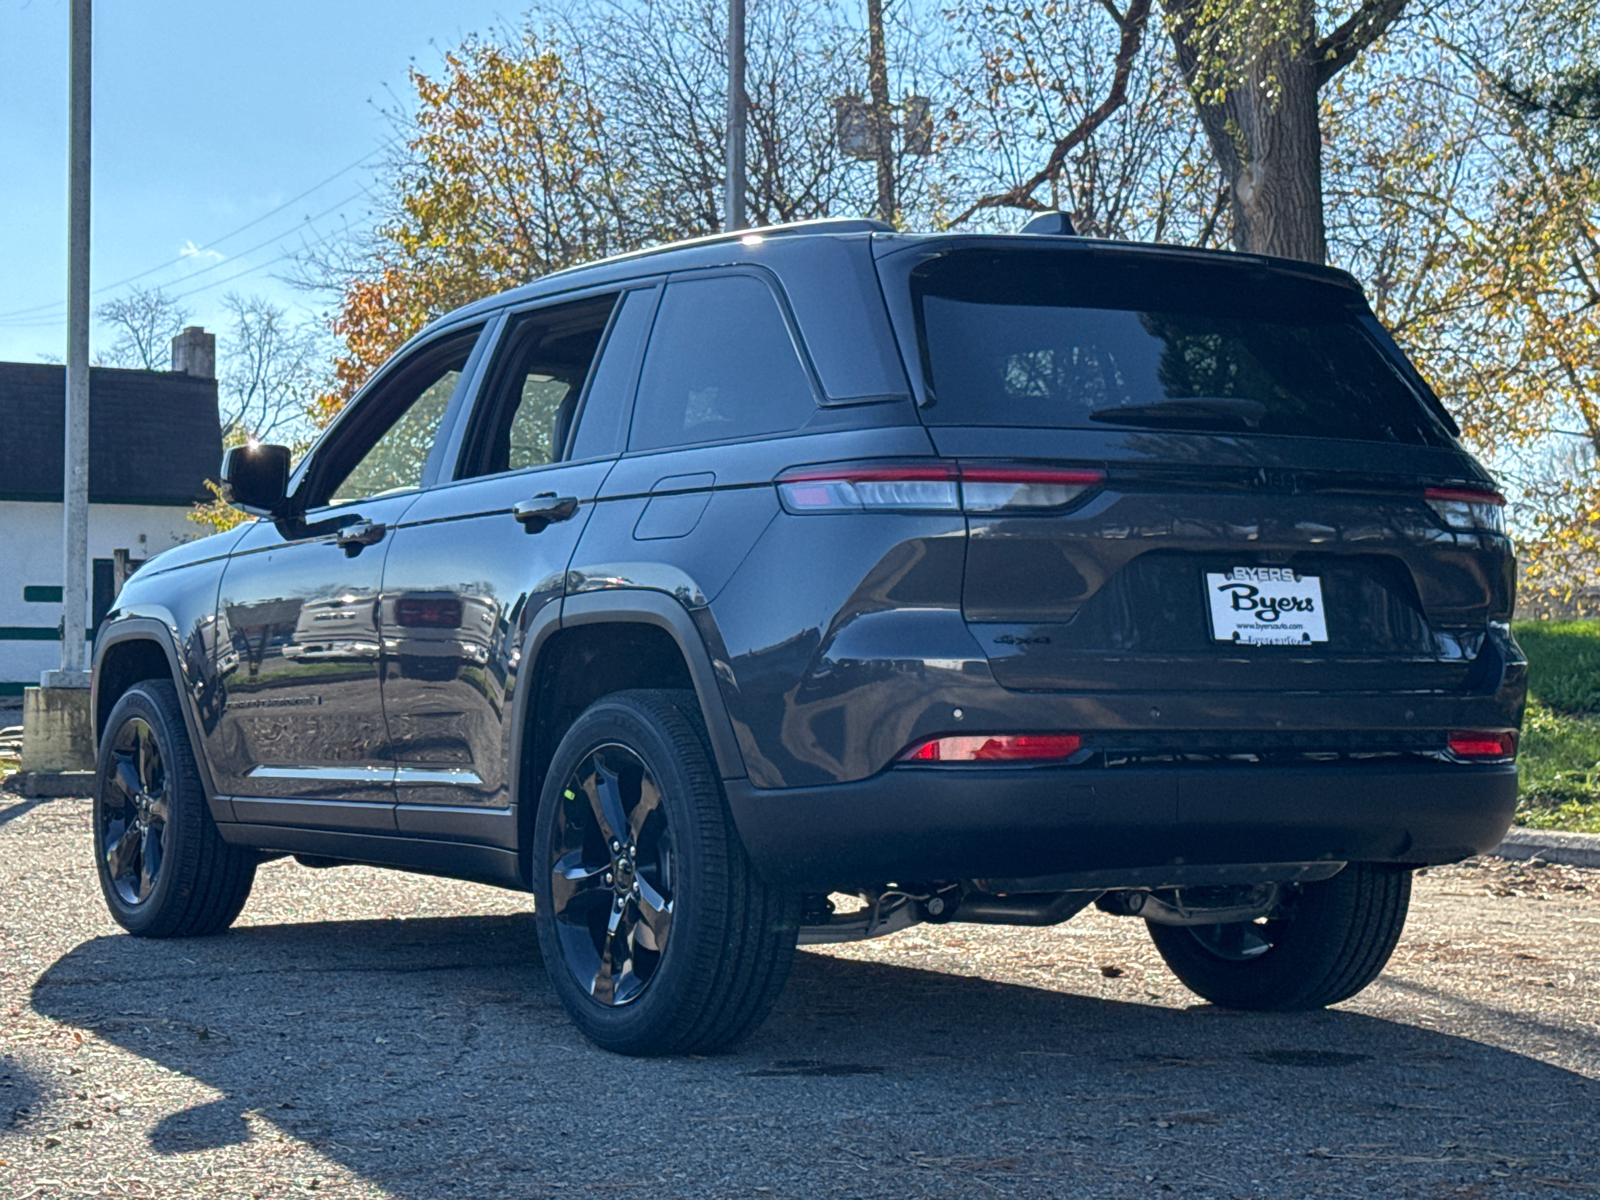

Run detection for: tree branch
[[951, 0, 1153, 225], [1314, 0, 1408, 90]]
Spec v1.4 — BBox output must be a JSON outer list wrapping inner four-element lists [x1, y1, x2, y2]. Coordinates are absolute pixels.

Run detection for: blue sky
[[0, 0, 519, 364]]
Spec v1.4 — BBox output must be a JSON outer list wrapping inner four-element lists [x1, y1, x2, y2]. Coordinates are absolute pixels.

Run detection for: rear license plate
[[1205, 568, 1328, 646]]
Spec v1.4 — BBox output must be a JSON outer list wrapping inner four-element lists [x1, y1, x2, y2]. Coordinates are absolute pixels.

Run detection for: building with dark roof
[[1, 346, 222, 694]]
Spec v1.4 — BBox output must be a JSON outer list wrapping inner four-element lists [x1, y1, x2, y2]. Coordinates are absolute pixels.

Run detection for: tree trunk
[[1165, 0, 1328, 264]]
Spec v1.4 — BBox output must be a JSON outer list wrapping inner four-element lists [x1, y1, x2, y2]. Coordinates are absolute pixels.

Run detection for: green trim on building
[[23, 585, 63, 603], [0, 627, 93, 641]]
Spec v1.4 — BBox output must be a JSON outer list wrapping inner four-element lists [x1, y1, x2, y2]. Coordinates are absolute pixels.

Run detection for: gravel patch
[[2, 792, 1596, 1199]]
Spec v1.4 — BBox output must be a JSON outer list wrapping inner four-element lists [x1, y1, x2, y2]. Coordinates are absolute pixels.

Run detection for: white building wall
[[0, 499, 202, 692]]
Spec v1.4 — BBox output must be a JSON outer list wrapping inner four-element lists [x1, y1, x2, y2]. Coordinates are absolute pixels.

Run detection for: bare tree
[[552, 0, 952, 232], [943, 0, 1224, 242], [95, 286, 190, 370], [949, 0, 1412, 262], [218, 293, 328, 447]]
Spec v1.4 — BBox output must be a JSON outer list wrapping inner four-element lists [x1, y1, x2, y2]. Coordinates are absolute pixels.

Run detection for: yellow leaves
[[319, 29, 638, 429], [188, 480, 250, 535]]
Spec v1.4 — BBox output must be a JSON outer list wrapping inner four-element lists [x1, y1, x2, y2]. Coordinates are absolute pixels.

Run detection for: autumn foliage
[[314, 1, 1599, 602], [317, 33, 634, 423]]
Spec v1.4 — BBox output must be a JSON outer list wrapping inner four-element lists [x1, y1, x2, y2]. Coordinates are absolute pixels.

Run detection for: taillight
[[959, 465, 1108, 512], [899, 733, 1083, 763], [776, 460, 959, 513], [1424, 486, 1506, 535], [395, 597, 463, 628], [776, 460, 1105, 515], [1447, 730, 1518, 761]]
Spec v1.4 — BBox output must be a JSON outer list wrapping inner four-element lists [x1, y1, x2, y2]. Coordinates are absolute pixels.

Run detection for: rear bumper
[[725, 760, 1519, 891]]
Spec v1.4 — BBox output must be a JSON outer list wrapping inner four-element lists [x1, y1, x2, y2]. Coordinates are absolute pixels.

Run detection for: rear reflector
[[1447, 730, 1518, 760], [900, 733, 1083, 763], [776, 460, 1104, 515], [1424, 486, 1506, 535]]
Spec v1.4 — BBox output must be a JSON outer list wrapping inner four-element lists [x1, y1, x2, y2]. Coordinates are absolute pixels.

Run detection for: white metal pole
[[725, 0, 746, 231], [54, 0, 91, 687]]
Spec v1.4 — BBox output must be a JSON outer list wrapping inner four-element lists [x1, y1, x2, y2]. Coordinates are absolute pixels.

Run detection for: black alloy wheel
[[1147, 863, 1412, 1011], [548, 744, 675, 1006], [100, 716, 171, 906], [93, 679, 257, 938], [532, 690, 800, 1056], [1186, 917, 1276, 962]]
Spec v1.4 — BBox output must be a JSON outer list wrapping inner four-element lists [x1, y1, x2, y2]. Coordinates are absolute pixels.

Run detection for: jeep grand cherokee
[[89, 218, 1524, 1055]]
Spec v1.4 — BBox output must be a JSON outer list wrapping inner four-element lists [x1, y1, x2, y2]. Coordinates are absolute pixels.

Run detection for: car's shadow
[[29, 915, 1600, 1198]]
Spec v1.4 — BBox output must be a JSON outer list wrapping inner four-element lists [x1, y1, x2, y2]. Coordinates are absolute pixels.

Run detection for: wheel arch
[[511, 590, 747, 885], [92, 617, 230, 822]]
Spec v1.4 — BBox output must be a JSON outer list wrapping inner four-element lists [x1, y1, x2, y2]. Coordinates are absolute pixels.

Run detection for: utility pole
[[54, 0, 91, 689], [866, 0, 893, 224], [724, 0, 747, 232], [21, 0, 96, 791]]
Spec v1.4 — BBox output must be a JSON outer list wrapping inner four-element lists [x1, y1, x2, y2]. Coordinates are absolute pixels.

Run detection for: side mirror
[[220, 443, 292, 517]]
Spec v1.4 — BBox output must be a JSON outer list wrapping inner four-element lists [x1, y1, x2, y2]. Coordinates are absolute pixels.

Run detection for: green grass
[[1511, 620, 1600, 833]]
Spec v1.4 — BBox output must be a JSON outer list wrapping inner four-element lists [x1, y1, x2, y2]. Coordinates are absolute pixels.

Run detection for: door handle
[[335, 520, 387, 555], [512, 494, 579, 533]]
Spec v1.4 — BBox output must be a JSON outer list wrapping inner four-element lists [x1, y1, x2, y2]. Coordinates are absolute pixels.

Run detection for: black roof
[[0, 363, 222, 505], [439, 219, 1364, 328]]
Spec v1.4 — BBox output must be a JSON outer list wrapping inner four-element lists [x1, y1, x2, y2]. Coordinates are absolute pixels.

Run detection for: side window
[[459, 294, 617, 479], [629, 274, 816, 452], [322, 328, 482, 507], [568, 288, 657, 462]]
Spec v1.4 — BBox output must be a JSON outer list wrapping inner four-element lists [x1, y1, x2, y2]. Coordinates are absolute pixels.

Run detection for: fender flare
[[91, 615, 232, 824], [507, 588, 748, 814]]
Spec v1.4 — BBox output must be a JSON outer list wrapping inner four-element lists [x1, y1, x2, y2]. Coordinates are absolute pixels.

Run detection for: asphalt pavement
[[2, 790, 1597, 1200]]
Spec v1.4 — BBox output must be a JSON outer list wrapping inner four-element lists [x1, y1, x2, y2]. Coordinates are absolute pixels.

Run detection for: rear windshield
[[910, 249, 1451, 445]]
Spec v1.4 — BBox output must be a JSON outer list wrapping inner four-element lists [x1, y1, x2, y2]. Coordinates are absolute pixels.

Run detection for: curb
[[6, 771, 95, 799], [1493, 828, 1600, 870]]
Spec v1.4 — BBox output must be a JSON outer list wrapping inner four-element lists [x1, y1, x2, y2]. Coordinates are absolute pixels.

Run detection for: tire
[[1146, 863, 1412, 1011], [532, 689, 800, 1056], [94, 679, 256, 938]]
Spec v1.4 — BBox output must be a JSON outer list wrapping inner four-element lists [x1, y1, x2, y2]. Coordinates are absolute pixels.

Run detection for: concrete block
[[15, 770, 96, 798], [18, 686, 95, 773], [1495, 828, 1600, 870]]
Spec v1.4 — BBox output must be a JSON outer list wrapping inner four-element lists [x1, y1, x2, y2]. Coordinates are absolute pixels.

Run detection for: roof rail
[[542, 217, 894, 281]]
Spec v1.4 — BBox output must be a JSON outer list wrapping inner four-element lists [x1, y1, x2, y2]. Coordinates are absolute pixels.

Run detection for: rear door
[[376, 287, 651, 835], [880, 244, 1514, 698]]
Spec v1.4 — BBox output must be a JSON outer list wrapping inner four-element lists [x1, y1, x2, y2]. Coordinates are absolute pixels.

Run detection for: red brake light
[[900, 734, 1083, 763], [1424, 487, 1506, 506], [395, 597, 463, 628], [1424, 486, 1506, 535], [1447, 731, 1517, 761], [778, 462, 959, 484], [959, 466, 1107, 485]]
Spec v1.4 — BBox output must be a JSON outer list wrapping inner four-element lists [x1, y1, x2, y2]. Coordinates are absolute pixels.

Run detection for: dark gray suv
[[90, 218, 1524, 1054]]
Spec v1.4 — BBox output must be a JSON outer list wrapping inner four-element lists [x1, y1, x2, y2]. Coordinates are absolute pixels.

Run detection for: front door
[[209, 324, 488, 830]]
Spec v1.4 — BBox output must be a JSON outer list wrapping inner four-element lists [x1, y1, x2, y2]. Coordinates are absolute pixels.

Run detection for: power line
[[159, 216, 364, 305], [0, 186, 375, 327], [0, 140, 392, 322]]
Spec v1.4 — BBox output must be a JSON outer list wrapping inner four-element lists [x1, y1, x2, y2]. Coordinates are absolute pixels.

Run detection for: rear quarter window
[[629, 273, 817, 451]]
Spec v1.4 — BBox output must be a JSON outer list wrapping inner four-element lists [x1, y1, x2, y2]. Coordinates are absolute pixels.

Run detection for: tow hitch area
[[1096, 882, 1284, 926]]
